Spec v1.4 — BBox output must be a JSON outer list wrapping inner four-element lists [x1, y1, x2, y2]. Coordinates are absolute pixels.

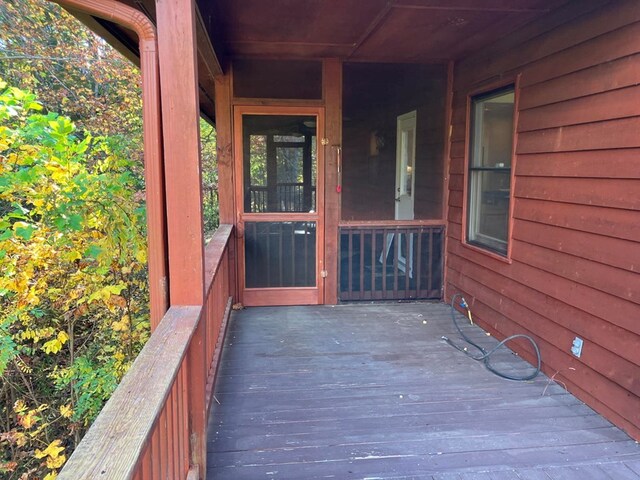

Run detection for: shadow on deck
[[207, 303, 640, 479]]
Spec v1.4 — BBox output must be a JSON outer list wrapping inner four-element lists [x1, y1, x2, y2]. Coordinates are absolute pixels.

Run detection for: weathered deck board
[[207, 303, 640, 479]]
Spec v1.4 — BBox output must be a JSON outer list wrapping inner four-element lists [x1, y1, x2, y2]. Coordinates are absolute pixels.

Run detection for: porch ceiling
[[199, 0, 571, 63], [67, 0, 572, 123]]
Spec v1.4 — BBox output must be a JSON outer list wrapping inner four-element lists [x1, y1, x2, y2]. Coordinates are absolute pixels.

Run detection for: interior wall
[[446, 0, 640, 440], [342, 63, 446, 221]]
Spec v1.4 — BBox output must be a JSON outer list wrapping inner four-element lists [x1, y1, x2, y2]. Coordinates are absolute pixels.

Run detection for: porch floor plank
[[207, 303, 640, 479]]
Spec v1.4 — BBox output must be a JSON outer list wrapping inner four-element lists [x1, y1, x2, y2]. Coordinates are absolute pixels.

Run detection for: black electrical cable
[[442, 293, 542, 381]]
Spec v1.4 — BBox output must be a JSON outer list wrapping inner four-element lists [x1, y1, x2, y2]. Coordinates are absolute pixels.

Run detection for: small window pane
[[470, 90, 514, 168], [468, 170, 510, 253], [243, 115, 317, 213], [467, 86, 514, 255]]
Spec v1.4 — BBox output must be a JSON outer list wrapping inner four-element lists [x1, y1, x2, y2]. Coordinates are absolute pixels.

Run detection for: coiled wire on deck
[[442, 294, 542, 381]]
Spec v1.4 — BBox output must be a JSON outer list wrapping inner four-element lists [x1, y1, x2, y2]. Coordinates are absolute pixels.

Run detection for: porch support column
[[214, 73, 237, 299], [51, 0, 169, 330], [323, 59, 342, 304], [156, 0, 206, 475]]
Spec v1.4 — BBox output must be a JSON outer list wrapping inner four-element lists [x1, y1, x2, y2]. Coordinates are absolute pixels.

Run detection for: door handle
[[395, 197, 401, 202]]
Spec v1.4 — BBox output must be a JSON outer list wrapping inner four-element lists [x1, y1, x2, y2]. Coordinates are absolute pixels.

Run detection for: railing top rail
[[58, 306, 201, 480]]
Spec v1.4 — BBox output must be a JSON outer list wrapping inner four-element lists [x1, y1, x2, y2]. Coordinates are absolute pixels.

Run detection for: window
[[467, 86, 515, 255]]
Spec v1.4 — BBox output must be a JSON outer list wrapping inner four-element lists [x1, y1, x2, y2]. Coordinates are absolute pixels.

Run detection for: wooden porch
[[207, 303, 640, 479]]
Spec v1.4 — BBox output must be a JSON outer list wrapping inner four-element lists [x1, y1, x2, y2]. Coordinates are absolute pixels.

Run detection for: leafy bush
[[0, 81, 149, 479], [201, 120, 219, 238]]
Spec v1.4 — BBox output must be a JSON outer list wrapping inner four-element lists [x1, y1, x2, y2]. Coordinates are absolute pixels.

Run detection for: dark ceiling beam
[[347, 0, 555, 61], [224, 40, 354, 48], [196, 3, 224, 78], [394, 5, 552, 13], [348, 1, 396, 59]]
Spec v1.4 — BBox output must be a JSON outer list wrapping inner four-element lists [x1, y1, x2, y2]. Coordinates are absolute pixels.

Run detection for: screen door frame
[[234, 105, 325, 306]]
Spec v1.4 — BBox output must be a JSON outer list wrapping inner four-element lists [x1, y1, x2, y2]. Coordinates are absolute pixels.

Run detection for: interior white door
[[395, 110, 417, 220]]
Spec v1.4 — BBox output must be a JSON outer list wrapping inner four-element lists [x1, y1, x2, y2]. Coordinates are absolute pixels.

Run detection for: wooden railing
[[339, 224, 444, 301], [248, 183, 316, 212], [58, 225, 234, 480]]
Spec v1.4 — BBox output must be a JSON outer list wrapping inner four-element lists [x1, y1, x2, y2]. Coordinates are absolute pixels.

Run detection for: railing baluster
[[416, 229, 423, 297], [404, 229, 410, 297], [160, 407, 168, 479], [176, 365, 184, 476], [370, 230, 376, 300], [266, 222, 272, 286], [348, 231, 353, 299], [428, 228, 434, 293], [381, 231, 387, 297], [359, 230, 365, 297], [166, 392, 175, 479], [392, 228, 399, 299], [140, 444, 151, 480], [152, 423, 161, 478], [172, 389, 180, 479], [279, 223, 284, 286]]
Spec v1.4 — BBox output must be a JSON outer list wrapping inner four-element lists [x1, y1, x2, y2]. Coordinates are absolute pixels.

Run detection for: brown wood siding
[[446, 0, 640, 440]]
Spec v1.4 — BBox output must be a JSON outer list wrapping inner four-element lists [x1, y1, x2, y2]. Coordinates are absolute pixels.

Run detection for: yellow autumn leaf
[[43, 472, 58, 480], [111, 315, 130, 332], [13, 399, 27, 414], [63, 250, 82, 262], [34, 439, 64, 460], [14, 432, 27, 447], [134, 248, 147, 263], [24, 289, 41, 306], [42, 338, 63, 354], [47, 453, 66, 469], [18, 410, 38, 429], [59, 404, 73, 419], [57, 331, 69, 344], [21, 330, 35, 341]]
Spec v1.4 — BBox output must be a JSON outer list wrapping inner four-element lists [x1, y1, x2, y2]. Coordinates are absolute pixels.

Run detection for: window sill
[[462, 241, 513, 265]]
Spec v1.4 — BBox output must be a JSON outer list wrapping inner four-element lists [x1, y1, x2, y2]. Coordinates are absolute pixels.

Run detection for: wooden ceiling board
[[223, 42, 355, 60], [203, 0, 389, 46], [199, 0, 572, 63], [393, 0, 562, 12], [351, 8, 518, 62], [441, 9, 545, 59]]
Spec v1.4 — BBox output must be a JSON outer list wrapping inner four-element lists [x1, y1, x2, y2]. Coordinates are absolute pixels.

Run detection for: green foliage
[[201, 119, 219, 238], [0, 82, 149, 479], [0, 0, 143, 143]]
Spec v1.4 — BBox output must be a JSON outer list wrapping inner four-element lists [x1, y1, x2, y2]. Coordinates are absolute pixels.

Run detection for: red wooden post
[[215, 74, 234, 226], [442, 60, 454, 302], [156, 0, 204, 305], [323, 59, 342, 304], [156, 0, 207, 476], [214, 73, 237, 300], [52, 0, 169, 331]]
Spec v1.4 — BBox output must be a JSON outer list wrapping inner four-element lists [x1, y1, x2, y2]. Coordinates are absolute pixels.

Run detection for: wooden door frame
[[233, 105, 326, 306], [394, 110, 418, 221]]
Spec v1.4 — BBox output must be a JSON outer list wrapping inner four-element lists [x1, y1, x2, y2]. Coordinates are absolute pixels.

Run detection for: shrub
[[0, 81, 149, 479]]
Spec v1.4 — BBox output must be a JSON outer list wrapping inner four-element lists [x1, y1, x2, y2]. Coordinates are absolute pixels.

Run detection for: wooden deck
[[207, 303, 640, 479]]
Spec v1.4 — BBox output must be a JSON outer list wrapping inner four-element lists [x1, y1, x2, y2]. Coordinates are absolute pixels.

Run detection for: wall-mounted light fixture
[[369, 130, 385, 156]]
